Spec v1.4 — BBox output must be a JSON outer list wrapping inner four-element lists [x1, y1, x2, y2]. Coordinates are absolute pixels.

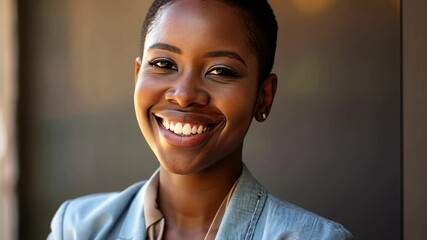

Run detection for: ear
[[135, 57, 142, 84], [254, 73, 277, 122]]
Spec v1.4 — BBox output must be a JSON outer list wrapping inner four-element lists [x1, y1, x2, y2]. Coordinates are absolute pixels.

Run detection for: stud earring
[[262, 113, 267, 120]]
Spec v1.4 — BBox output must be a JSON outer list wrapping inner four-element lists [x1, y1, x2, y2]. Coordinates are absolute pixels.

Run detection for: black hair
[[140, 0, 278, 81]]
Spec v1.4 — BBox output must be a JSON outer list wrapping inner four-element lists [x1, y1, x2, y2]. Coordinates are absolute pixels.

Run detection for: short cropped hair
[[140, 0, 278, 81]]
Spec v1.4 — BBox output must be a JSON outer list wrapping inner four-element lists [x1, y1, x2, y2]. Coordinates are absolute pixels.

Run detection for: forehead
[[144, 0, 254, 56]]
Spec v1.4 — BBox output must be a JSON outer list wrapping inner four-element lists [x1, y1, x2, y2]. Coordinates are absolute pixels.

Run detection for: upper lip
[[153, 109, 224, 126]]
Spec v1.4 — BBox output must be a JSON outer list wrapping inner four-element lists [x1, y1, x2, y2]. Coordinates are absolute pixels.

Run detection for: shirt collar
[[143, 168, 163, 230]]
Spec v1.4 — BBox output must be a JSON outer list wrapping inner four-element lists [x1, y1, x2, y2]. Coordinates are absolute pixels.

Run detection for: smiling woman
[[47, 1, 352, 239], [134, 1, 263, 176]]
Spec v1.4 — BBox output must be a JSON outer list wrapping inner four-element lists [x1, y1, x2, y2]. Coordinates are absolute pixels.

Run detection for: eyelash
[[148, 58, 177, 71], [147, 59, 240, 78], [206, 66, 240, 78]]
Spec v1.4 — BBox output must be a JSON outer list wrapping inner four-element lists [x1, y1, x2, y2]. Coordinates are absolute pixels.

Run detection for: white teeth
[[161, 119, 209, 135], [183, 124, 192, 135], [174, 122, 183, 134], [197, 125, 203, 134]]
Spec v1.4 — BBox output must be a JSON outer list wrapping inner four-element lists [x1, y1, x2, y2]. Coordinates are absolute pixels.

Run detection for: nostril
[[166, 98, 178, 105], [165, 89, 178, 104], [165, 86, 209, 107]]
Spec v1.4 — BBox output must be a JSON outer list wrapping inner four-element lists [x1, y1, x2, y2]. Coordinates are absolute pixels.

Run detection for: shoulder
[[48, 181, 147, 240], [221, 166, 353, 239], [257, 193, 353, 239]]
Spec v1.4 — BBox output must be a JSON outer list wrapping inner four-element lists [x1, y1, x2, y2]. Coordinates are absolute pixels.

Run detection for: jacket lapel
[[116, 181, 148, 240], [215, 166, 267, 240]]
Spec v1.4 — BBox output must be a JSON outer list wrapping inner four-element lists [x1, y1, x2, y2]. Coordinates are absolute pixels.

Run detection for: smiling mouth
[[154, 114, 222, 148], [155, 117, 216, 136]]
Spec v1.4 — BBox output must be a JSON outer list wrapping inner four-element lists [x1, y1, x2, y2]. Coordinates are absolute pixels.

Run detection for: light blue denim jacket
[[48, 166, 352, 239]]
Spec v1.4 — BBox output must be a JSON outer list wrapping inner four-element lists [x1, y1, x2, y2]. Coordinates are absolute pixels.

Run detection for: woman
[[49, 0, 352, 239]]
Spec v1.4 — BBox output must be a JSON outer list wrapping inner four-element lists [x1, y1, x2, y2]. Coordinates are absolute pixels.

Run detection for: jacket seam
[[244, 189, 264, 240]]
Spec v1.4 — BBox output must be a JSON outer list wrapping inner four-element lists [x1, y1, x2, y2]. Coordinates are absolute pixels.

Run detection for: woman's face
[[135, 0, 265, 174]]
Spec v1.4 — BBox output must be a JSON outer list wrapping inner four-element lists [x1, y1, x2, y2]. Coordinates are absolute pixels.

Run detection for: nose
[[165, 73, 210, 107]]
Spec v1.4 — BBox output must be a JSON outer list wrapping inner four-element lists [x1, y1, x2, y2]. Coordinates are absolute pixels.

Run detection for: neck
[[158, 157, 242, 234]]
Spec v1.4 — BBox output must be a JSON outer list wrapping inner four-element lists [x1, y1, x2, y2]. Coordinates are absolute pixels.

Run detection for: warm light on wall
[[290, 0, 335, 14], [0, 0, 18, 239]]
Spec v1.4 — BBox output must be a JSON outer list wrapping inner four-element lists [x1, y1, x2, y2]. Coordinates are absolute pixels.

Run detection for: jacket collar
[[117, 181, 148, 240], [117, 165, 266, 240], [216, 165, 267, 240]]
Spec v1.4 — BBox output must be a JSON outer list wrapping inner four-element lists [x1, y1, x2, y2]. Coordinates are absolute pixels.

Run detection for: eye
[[148, 58, 178, 71], [206, 66, 240, 78]]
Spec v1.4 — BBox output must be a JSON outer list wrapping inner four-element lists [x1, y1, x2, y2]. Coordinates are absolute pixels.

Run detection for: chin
[[158, 158, 203, 175]]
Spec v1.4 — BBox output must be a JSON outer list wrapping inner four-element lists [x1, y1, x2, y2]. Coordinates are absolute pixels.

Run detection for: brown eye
[[207, 66, 239, 77], [148, 58, 178, 71]]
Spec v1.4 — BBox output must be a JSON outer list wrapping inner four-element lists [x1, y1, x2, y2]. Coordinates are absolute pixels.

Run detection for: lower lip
[[157, 121, 214, 148]]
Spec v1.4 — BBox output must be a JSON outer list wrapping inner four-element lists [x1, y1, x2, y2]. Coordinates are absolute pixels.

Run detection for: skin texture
[[134, 0, 277, 239]]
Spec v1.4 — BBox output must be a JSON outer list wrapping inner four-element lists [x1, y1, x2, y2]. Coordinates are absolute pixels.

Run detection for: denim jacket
[[48, 166, 352, 240]]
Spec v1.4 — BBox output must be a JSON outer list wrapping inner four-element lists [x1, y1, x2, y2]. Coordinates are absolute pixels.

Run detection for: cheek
[[216, 85, 258, 131], [135, 73, 165, 107], [134, 76, 167, 154], [134, 76, 161, 128], [134, 81, 148, 120]]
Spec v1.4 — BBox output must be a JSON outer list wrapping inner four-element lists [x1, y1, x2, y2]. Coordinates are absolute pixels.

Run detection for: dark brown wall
[[249, 1, 401, 239], [18, 0, 401, 239], [403, 0, 427, 239], [17, 1, 153, 239]]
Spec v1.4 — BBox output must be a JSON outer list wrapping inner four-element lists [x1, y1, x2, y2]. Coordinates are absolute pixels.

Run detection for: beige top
[[144, 169, 239, 240]]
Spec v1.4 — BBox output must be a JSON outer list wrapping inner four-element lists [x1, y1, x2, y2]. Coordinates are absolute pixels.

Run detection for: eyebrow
[[148, 43, 247, 67], [204, 51, 247, 67], [148, 43, 182, 54]]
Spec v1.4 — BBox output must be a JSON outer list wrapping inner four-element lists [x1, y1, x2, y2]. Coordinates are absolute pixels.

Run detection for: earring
[[262, 113, 267, 120]]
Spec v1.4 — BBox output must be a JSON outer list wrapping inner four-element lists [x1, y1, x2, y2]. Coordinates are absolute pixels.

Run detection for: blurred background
[[0, 0, 425, 239]]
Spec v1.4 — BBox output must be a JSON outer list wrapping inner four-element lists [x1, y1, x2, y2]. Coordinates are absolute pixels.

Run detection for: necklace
[[203, 178, 240, 240]]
